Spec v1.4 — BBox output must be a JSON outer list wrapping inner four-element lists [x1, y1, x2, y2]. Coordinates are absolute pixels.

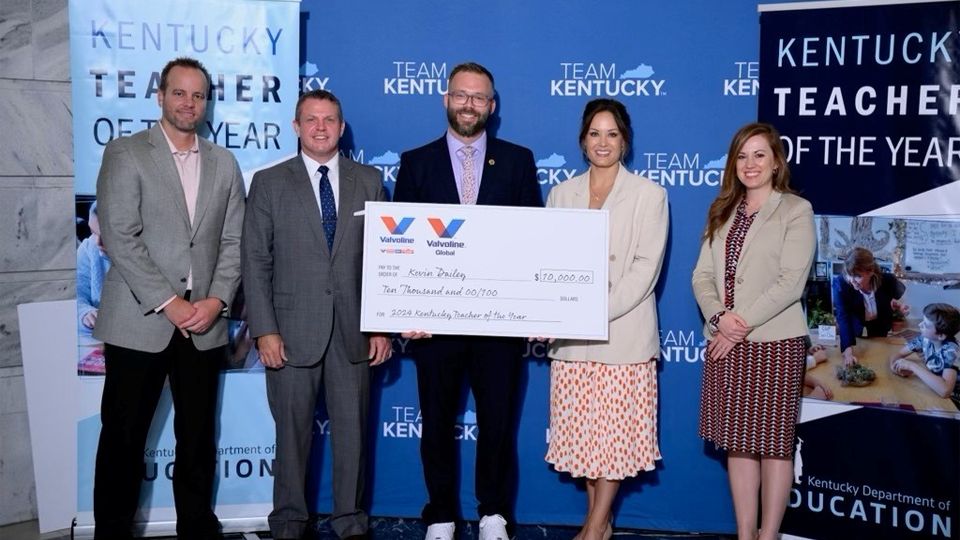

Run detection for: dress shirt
[[301, 152, 340, 212], [156, 124, 201, 311], [861, 290, 878, 321], [446, 130, 486, 202]]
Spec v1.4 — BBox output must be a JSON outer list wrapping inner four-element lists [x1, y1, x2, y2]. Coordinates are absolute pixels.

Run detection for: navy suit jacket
[[393, 135, 542, 208], [831, 272, 906, 351]]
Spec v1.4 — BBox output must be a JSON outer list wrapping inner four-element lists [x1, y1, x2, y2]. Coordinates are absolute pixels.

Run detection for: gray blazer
[[692, 191, 815, 342], [547, 165, 668, 364], [241, 156, 387, 367], [94, 124, 246, 352]]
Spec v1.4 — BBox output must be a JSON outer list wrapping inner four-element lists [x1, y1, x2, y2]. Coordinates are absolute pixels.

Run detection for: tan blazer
[[691, 191, 815, 343], [548, 165, 668, 364]]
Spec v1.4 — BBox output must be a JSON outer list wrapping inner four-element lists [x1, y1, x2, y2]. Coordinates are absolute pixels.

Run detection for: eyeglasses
[[448, 91, 492, 107]]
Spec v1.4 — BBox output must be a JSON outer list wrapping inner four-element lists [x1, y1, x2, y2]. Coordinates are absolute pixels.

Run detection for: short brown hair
[[923, 303, 960, 338], [448, 62, 494, 89], [159, 57, 210, 92], [295, 89, 343, 122], [843, 247, 882, 291]]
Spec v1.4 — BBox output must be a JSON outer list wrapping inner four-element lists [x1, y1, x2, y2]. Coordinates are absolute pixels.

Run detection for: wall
[[0, 0, 74, 525]]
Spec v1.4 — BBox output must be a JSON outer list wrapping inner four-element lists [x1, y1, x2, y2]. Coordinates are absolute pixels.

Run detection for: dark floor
[[0, 517, 732, 540]]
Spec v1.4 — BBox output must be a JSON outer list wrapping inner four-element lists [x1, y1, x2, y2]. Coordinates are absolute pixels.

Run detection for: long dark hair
[[578, 99, 632, 162]]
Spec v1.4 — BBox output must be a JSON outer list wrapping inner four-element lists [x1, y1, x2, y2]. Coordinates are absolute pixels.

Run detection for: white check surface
[[361, 201, 608, 340]]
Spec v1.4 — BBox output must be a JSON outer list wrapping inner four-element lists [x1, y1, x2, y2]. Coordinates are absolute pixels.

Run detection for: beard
[[163, 108, 203, 133], [446, 104, 489, 138]]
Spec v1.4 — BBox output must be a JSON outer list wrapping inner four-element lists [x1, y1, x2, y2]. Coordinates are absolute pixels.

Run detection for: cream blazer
[[548, 165, 668, 364], [691, 191, 815, 343]]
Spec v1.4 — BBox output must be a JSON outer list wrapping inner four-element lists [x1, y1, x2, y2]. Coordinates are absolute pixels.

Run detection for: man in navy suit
[[393, 62, 542, 540]]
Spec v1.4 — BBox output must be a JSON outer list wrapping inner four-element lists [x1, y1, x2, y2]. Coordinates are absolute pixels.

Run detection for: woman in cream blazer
[[545, 99, 668, 540], [692, 123, 815, 540]]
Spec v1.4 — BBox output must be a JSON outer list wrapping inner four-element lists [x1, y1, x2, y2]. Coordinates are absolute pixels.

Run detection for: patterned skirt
[[545, 359, 661, 480], [698, 337, 805, 457]]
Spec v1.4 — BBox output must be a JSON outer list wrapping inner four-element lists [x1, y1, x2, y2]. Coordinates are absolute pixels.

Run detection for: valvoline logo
[[381, 216, 415, 235], [428, 218, 465, 238]]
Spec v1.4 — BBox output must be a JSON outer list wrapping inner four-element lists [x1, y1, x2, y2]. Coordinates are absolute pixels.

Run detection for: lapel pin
[[488, 159, 495, 166]]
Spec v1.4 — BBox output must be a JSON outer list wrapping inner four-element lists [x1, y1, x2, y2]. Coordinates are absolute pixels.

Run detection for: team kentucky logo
[[380, 216, 415, 235], [427, 218, 465, 239]]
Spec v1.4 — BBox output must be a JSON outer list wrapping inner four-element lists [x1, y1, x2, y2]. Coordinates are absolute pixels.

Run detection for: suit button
[[325, 289, 332, 295], [736, 277, 744, 284], [180, 278, 187, 283], [190, 242, 194, 248], [609, 254, 616, 262]]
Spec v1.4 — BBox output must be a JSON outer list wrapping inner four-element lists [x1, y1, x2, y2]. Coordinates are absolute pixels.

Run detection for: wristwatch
[[708, 311, 725, 334]]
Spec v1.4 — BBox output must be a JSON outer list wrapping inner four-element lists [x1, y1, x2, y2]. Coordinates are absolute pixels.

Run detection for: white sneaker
[[425, 521, 455, 540], [478, 514, 509, 540]]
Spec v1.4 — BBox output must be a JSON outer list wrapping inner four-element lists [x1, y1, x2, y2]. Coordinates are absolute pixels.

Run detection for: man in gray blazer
[[242, 89, 392, 540], [93, 57, 245, 540]]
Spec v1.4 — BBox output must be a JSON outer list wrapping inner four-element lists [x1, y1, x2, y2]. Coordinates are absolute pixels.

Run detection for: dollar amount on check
[[360, 201, 609, 340]]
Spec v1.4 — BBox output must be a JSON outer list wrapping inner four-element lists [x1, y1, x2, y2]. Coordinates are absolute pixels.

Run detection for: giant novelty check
[[361, 201, 608, 340]]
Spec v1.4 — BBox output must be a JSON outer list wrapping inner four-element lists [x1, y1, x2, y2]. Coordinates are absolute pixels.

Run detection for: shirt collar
[[446, 129, 487, 155], [301, 152, 340, 177], [158, 123, 199, 154]]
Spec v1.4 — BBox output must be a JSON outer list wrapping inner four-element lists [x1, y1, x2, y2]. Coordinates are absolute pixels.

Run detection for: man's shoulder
[[199, 136, 240, 162], [401, 136, 445, 161], [488, 137, 533, 158], [341, 156, 383, 188], [341, 156, 378, 176], [104, 127, 152, 153], [253, 155, 301, 178]]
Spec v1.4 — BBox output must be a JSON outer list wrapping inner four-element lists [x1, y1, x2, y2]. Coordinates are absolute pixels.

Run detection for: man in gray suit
[[242, 89, 392, 540], [92, 57, 245, 540]]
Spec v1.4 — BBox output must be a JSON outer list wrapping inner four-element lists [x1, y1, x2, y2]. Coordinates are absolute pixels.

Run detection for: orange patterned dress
[[545, 360, 660, 480]]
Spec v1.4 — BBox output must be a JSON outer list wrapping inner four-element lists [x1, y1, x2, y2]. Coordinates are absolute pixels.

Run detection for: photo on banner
[[802, 214, 960, 416]]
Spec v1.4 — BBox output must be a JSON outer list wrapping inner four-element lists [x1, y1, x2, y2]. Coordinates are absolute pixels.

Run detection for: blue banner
[[298, 0, 770, 533]]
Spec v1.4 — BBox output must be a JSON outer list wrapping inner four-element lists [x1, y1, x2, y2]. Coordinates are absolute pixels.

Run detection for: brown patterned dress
[[698, 201, 805, 457]]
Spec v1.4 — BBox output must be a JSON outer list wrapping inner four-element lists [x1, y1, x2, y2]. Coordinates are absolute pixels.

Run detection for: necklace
[[590, 183, 613, 201]]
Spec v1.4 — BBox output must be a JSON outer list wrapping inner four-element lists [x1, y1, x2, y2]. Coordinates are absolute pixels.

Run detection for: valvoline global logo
[[428, 218, 465, 238], [381, 216, 414, 235], [427, 218, 465, 256]]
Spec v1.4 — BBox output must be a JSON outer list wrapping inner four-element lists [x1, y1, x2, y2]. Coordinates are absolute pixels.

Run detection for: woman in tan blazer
[[691, 123, 815, 540], [544, 99, 668, 540]]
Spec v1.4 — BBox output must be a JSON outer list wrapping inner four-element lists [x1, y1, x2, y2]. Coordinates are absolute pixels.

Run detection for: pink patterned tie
[[458, 145, 477, 205]]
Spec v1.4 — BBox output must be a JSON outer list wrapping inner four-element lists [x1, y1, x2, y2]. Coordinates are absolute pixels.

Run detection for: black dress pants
[[414, 335, 523, 525], [93, 331, 223, 540]]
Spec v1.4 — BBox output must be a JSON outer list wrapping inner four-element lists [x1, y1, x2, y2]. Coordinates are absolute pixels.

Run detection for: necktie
[[317, 165, 337, 251], [458, 145, 478, 205]]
